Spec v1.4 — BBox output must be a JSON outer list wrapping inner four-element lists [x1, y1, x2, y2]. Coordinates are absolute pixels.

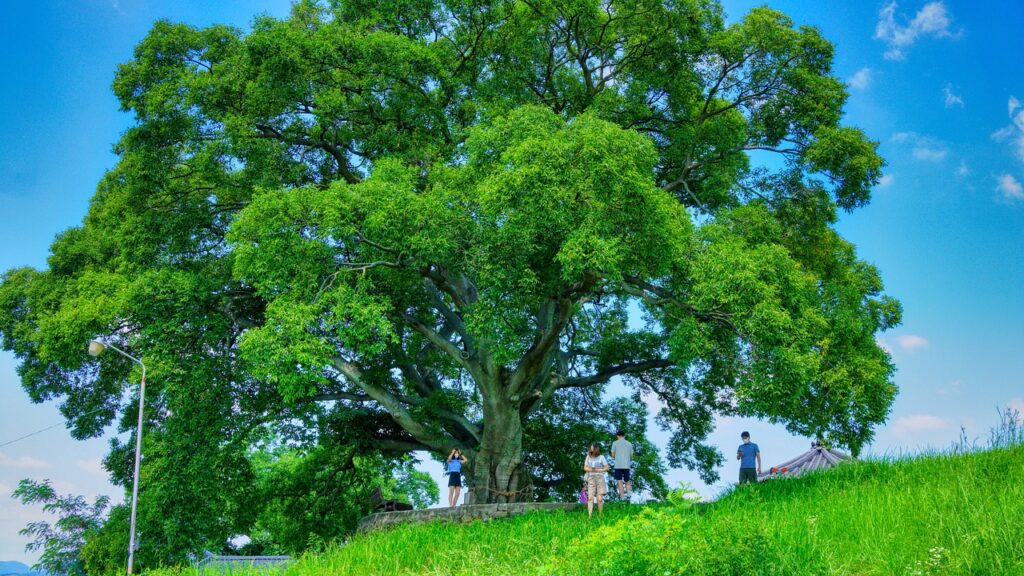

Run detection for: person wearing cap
[[736, 431, 761, 485], [610, 429, 634, 501]]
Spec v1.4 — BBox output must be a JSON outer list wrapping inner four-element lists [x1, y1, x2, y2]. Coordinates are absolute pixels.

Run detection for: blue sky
[[0, 0, 1021, 564]]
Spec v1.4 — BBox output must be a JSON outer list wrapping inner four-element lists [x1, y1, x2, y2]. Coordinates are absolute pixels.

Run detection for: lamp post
[[88, 339, 146, 575]]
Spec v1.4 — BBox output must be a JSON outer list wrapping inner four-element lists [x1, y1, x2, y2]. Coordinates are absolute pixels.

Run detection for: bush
[[539, 485, 767, 576]]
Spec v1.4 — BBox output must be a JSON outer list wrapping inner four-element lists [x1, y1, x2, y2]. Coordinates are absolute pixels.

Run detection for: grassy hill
[[152, 445, 1024, 576]]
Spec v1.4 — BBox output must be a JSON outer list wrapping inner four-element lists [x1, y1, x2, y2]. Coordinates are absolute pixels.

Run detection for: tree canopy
[[0, 0, 899, 563]]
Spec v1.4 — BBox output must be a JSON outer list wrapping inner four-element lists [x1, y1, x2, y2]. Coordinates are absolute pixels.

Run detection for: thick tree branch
[[313, 381, 482, 444], [375, 438, 434, 453], [509, 274, 598, 399], [255, 123, 361, 184], [402, 314, 480, 379], [559, 359, 674, 389], [330, 358, 454, 453], [421, 265, 477, 310], [508, 297, 572, 399], [423, 278, 473, 351], [620, 276, 745, 338]]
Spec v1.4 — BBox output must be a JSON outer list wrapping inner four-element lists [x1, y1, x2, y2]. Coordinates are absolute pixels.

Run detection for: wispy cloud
[[76, 458, 107, 477], [996, 174, 1024, 201], [848, 67, 873, 91], [892, 132, 948, 162], [891, 414, 949, 437], [641, 391, 665, 414], [0, 452, 49, 470], [876, 336, 892, 353], [1009, 398, 1024, 420], [956, 161, 969, 177], [878, 174, 895, 188], [943, 84, 964, 108], [875, 1, 958, 60], [896, 334, 929, 350], [991, 96, 1024, 163], [936, 380, 961, 397], [992, 126, 1015, 141]]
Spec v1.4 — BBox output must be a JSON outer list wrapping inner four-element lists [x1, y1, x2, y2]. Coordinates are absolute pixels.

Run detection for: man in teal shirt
[[736, 431, 761, 484]]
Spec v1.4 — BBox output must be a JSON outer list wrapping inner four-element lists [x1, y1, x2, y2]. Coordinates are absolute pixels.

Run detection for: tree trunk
[[467, 395, 532, 504]]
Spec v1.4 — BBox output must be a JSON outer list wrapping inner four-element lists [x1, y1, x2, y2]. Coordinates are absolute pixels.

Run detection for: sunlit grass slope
[[150, 445, 1024, 576]]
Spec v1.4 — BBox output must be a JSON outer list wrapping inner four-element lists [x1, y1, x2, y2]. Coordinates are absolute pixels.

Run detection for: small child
[[578, 482, 588, 504]]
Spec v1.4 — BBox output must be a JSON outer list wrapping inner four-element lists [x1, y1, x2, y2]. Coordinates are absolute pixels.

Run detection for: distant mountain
[[0, 561, 30, 574], [0, 560, 44, 576]]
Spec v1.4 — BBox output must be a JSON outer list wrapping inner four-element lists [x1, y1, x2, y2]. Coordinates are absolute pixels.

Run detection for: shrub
[[539, 485, 767, 576]]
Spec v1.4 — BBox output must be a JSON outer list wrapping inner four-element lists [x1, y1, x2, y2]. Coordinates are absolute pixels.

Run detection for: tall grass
[[148, 506, 645, 576], [146, 413, 1024, 576]]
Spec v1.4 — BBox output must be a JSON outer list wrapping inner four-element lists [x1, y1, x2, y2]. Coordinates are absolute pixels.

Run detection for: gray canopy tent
[[758, 441, 851, 480]]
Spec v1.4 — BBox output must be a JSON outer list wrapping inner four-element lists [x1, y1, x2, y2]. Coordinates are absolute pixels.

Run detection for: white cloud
[[896, 334, 929, 350], [76, 458, 107, 477], [992, 125, 1015, 142], [956, 161, 969, 177], [1009, 398, 1024, 419], [997, 96, 1024, 162], [943, 84, 964, 108], [913, 147, 948, 162], [49, 479, 82, 495], [996, 174, 1024, 201], [878, 174, 895, 188], [876, 336, 892, 353], [936, 380, 961, 397], [641, 391, 665, 414], [0, 452, 49, 470], [848, 67, 873, 91], [891, 414, 949, 437], [875, 1, 957, 60], [892, 132, 948, 162]]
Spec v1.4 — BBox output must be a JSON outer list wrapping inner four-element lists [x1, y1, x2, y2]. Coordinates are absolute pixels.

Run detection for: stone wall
[[357, 502, 580, 533]]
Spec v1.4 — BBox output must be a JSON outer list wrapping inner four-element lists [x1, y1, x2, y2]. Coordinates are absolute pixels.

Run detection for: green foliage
[[542, 506, 765, 576], [80, 505, 129, 576], [11, 479, 110, 576], [245, 446, 438, 555], [542, 482, 762, 576], [525, 395, 668, 502], [664, 481, 702, 510]]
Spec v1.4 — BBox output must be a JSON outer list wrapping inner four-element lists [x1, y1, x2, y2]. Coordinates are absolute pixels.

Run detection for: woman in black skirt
[[447, 448, 468, 507]]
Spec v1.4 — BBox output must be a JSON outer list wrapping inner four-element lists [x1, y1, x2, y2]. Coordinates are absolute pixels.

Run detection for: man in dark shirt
[[736, 431, 761, 484]]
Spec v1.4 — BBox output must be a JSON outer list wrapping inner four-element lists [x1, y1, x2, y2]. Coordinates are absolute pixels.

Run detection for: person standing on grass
[[447, 448, 468, 507], [583, 442, 610, 517], [610, 430, 634, 501], [736, 431, 761, 485]]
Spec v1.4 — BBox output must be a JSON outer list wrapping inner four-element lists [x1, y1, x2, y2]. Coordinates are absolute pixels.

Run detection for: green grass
[[150, 445, 1024, 576]]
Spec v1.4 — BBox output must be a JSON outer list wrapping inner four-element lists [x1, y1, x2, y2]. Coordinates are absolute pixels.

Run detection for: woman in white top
[[583, 442, 610, 517]]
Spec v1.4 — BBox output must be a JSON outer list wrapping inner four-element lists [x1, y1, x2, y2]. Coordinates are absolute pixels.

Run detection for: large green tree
[[0, 0, 899, 552]]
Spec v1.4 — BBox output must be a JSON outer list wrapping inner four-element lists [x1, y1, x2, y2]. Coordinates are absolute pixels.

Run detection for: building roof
[[758, 441, 850, 479]]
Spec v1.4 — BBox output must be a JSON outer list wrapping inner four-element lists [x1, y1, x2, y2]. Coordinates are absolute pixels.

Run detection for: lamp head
[[88, 340, 106, 357]]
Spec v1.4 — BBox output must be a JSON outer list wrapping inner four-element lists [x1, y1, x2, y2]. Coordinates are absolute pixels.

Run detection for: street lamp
[[88, 339, 146, 575]]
